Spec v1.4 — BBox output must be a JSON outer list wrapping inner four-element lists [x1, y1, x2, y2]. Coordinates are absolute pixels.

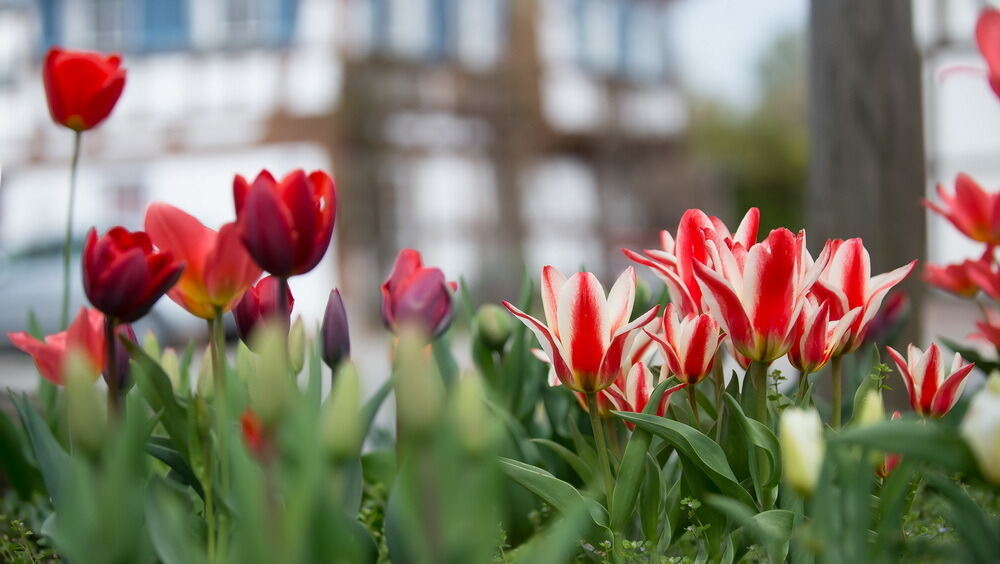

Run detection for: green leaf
[[498, 457, 610, 532], [923, 472, 998, 563], [431, 336, 458, 389], [613, 411, 755, 507], [530, 439, 592, 484], [361, 379, 392, 435], [11, 394, 70, 506], [610, 379, 673, 534], [125, 340, 189, 458], [639, 453, 662, 543], [145, 477, 207, 564], [145, 439, 203, 498], [723, 393, 781, 488], [706, 495, 792, 560], [832, 419, 979, 476], [0, 408, 42, 499]]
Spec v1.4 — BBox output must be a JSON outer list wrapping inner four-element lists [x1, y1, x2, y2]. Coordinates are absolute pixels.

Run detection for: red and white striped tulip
[[811, 238, 916, 354], [645, 303, 724, 385], [787, 299, 860, 375], [599, 362, 687, 419], [692, 228, 831, 363], [925, 173, 1000, 246], [623, 208, 759, 316], [973, 305, 1000, 348], [885, 343, 975, 418], [503, 266, 659, 393], [924, 260, 982, 298], [964, 257, 1000, 301]]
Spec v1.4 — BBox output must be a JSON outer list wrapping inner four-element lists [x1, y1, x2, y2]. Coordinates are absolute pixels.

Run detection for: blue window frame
[[140, 0, 188, 52]]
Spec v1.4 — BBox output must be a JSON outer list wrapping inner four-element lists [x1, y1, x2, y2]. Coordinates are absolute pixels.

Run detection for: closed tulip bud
[[381, 249, 453, 339], [160, 348, 181, 391], [780, 408, 824, 497], [196, 346, 215, 400], [474, 304, 513, 351], [288, 316, 305, 375], [854, 390, 885, 427], [109, 323, 136, 393], [961, 374, 1000, 485], [321, 362, 363, 461], [142, 330, 161, 359], [248, 322, 294, 426], [451, 374, 494, 455], [393, 327, 445, 437], [234, 276, 294, 348], [236, 341, 256, 382], [42, 48, 126, 131], [65, 349, 106, 455], [82, 227, 184, 323], [321, 289, 351, 370]]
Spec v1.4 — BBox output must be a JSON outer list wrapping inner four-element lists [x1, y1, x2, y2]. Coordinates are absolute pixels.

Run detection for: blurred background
[[0, 0, 998, 390]]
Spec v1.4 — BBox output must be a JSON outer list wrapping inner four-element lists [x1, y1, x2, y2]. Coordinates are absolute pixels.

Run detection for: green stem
[[796, 369, 810, 405], [687, 384, 700, 429], [104, 316, 121, 418], [713, 356, 725, 441], [205, 442, 216, 559], [60, 131, 82, 330], [750, 361, 770, 427], [585, 391, 615, 502], [209, 311, 226, 392], [832, 356, 843, 429]]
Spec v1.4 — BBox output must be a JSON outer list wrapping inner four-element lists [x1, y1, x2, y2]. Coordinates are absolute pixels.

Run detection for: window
[[141, 0, 188, 51]]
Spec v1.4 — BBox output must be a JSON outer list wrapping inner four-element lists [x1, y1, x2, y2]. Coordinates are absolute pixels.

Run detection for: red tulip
[[623, 208, 759, 316], [591, 363, 687, 422], [233, 170, 336, 278], [7, 308, 130, 386], [924, 260, 982, 298], [963, 257, 1000, 301], [233, 276, 294, 345], [810, 238, 916, 355], [877, 411, 904, 478], [381, 249, 453, 339], [787, 299, 859, 375], [645, 303, 725, 385], [82, 227, 183, 323], [925, 174, 1000, 246], [972, 305, 1000, 348], [144, 203, 261, 319], [42, 47, 126, 132], [977, 8, 1000, 98], [503, 266, 659, 392], [693, 228, 830, 363], [886, 343, 975, 418]]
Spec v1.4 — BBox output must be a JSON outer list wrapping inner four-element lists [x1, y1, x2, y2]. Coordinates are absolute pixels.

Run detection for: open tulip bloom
[[145, 203, 261, 319], [503, 266, 659, 393], [924, 259, 983, 298], [787, 299, 859, 375], [886, 343, 975, 418], [623, 207, 759, 316], [925, 173, 1000, 247], [8, 308, 107, 385], [645, 303, 725, 385]]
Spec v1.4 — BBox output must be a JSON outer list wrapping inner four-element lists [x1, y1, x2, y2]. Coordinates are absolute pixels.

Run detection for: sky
[[668, 0, 807, 110]]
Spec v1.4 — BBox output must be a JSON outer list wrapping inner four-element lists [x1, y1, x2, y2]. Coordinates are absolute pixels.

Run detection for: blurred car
[[0, 239, 215, 347]]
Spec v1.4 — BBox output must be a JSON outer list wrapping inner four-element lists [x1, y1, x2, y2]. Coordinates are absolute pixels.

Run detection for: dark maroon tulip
[[321, 289, 350, 370], [380, 249, 453, 339], [82, 227, 183, 323], [233, 169, 336, 278], [234, 276, 294, 346]]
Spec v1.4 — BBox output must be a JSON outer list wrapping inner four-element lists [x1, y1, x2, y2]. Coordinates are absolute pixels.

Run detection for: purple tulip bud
[[321, 289, 350, 370], [234, 276, 294, 347], [108, 323, 137, 392]]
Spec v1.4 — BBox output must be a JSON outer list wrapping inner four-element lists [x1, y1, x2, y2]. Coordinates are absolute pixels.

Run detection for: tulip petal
[[930, 362, 975, 416], [240, 180, 296, 276], [557, 272, 609, 379], [886, 345, 918, 413], [693, 260, 755, 358], [540, 265, 567, 334], [502, 301, 573, 389], [605, 267, 636, 335]]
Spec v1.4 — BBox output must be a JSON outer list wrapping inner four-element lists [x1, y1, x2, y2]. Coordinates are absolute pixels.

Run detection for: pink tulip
[[810, 238, 916, 354], [692, 228, 830, 363], [787, 299, 859, 375], [924, 174, 1000, 246], [885, 343, 975, 418], [645, 303, 724, 385], [623, 208, 759, 316], [503, 266, 659, 393]]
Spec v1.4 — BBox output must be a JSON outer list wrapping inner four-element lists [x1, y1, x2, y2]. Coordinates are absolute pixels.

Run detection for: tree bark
[[808, 0, 925, 346]]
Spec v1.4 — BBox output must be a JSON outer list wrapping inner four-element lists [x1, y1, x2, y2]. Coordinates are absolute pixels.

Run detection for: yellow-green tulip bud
[[248, 322, 294, 426], [474, 304, 514, 352], [288, 316, 306, 375], [961, 374, 1000, 485], [160, 348, 181, 391], [451, 374, 494, 455], [142, 329, 161, 360], [780, 407, 824, 497], [854, 390, 885, 427], [393, 326, 444, 438], [321, 362, 363, 461], [65, 349, 106, 455], [196, 346, 215, 400]]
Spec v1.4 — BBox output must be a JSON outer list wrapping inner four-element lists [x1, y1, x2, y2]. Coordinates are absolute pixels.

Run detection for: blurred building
[[0, 0, 701, 326]]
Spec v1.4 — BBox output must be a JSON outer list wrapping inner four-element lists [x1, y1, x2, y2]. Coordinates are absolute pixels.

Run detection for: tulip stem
[[687, 384, 700, 429], [750, 361, 769, 427], [277, 277, 290, 330], [209, 311, 226, 391], [796, 369, 811, 405], [831, 356, 843, 429], [713, 357, 725, 441], [585, 391, 615, 503], [104, 316, 121, 418], [60, 130, 83, 330]]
